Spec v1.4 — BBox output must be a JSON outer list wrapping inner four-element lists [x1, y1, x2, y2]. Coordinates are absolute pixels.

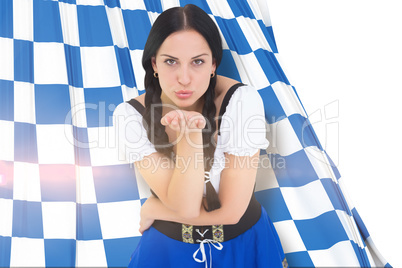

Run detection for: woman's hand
[[139, 196, 156, 234], [139, 216, 154, 235], [161, 110, 206, 133]]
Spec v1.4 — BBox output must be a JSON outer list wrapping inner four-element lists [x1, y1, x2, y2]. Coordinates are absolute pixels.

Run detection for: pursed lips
[[175, 90, 193, 99]]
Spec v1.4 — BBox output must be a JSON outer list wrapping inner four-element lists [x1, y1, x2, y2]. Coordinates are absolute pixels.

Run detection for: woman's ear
[[151, 56, 158, 73]]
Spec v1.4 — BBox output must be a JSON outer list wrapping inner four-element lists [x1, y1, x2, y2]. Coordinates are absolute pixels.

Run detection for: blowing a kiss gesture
[[161, 110, 207, 133]]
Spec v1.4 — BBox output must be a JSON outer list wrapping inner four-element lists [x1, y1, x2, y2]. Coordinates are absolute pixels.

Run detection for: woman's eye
[[165, 59, 176, 65], [193, 59, 204, 65]]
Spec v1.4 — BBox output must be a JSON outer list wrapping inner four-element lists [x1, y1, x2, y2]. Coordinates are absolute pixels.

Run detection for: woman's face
[[152, 29, 216, 112]]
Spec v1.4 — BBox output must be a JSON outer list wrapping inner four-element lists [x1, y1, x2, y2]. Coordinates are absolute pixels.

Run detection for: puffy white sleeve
[[113, 102, 157, 163], [218, 85, 269, 156]]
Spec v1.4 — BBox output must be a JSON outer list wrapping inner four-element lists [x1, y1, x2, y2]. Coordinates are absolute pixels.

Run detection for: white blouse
[[113, 85, 269, 195]]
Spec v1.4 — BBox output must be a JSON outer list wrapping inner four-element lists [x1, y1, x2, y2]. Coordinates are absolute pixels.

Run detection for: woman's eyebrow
[[191, 53, 209, 59], [160, 54, 178, 59], [159, 53, 209, 59]]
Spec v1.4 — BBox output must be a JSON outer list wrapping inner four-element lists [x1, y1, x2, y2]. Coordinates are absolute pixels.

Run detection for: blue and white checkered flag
[[0, 0, 390, 267]]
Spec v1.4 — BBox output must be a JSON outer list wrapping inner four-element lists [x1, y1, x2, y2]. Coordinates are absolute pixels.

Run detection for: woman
[[114, 4, 286, 268]]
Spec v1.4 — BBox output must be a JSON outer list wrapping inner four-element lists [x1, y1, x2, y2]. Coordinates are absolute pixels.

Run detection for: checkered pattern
[[0, 0, 390, 267]]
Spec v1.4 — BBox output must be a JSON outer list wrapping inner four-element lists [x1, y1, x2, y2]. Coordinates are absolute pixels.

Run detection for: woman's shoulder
[[216, 76, 261, 111], [131, 93, 146, 107], [137, 93, 146, 106], [115, 92, 146, 114], [215, 75, 241, 98], [215, 75, 259, 98], [215, 75, 243, 114], [114, 98, 142, 118]]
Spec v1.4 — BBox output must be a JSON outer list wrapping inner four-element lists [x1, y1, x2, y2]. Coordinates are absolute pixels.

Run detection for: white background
[[266, 0, 402, 266]]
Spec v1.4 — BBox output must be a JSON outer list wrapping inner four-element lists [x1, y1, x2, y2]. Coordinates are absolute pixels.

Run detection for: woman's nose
[[178, 66, 191, 85]]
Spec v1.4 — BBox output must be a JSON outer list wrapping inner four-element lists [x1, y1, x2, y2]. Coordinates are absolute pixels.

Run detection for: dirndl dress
[[128, 204, 285, 268], [117, 83, 285, 267]]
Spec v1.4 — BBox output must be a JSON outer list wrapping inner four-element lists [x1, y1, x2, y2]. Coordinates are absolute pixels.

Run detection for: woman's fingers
[[161, 110, 206, 131], [161, 113, 182, 132], [160, 115, 170, 126], [195, 116, 206, 129], [187, 114, 206, 129]]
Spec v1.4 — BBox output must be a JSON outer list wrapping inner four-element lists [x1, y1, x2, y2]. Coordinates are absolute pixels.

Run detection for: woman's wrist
[[175, 129, 204, 150]]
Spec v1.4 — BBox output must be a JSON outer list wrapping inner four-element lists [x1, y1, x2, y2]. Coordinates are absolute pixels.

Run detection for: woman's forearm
[[143, 195, 236, 226], [166, 130, 205, 218]]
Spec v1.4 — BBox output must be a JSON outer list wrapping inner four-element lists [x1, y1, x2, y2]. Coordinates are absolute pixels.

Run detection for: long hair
[[142, 4, 223, 211]]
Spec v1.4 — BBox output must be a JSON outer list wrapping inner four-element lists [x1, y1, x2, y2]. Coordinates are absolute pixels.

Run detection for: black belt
[[152, 194, 262, 244]]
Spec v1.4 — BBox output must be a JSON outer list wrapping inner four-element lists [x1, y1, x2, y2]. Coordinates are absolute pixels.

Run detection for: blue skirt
[[128, 206, 285, 268]]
